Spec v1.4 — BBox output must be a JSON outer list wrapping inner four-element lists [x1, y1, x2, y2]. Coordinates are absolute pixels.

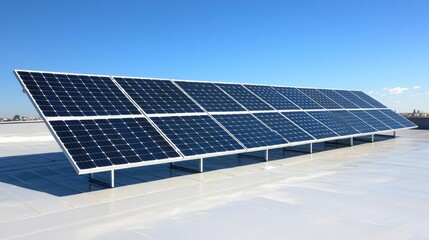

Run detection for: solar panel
[[308, 111, 359, 136], [254, 112, 315, 142], [114, 77, 203, 114], [50, 118, 181, 170], [16, 71, 140, 117], [213, 114, 288, 149], [317, 89, 359, 109], [273, 87, 322, 109], [379, 109, 416, 128], [282, 112, 338, 139], [330, 110, 377, 133], [298, 88, 343, 109], [334, 90, 373, 108], [215, 83, 273, 111], [16, 69, 415, 178], [151, 115, 244, 157], [365, 110, 404, 129], [175, 81, 246, 112], [350, 91, 387, 108], [244, 85, 300, 110], [349, 110, 391, 131]]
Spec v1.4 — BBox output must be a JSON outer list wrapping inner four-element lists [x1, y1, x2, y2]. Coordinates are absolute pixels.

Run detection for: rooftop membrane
[[0, 123, 428, 239]]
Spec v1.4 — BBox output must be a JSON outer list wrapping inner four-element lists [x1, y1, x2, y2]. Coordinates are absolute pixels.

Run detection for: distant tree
[[13, 115, 20, 121]]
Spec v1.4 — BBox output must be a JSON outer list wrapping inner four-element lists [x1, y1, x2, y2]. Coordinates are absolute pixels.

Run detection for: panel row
[[49, 109, 412, 171], [17, 70, 391, 118]]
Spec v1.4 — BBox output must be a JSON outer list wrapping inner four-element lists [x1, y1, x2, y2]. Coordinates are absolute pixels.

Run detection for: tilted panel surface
[[114, 77, 203, 114], [273, 87, 321, 109], [216, 83, 273, 111], [175, 81, 245, 112], [244, 85, 299, 110], [213, 114, 288, 149], [379, 109, 416, 128], [151, 115, 244, 156], [317, 89, 359, 109], [350, 110, 391, 131], [16, 71, 140, 117], [298, 88, 342, 109], [282, 112, 338, 139], [50, 118, 181, 170], [254, 112, 314, 142], [365, 110, 404, 129], [351, 91, 387, 108], [308, 111, 359, 136], [334, 90, 373, 108], [331, 110, 377, 133]]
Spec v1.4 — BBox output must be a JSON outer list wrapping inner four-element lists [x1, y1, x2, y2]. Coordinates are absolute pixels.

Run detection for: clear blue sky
[[1, 0, 428, 117]]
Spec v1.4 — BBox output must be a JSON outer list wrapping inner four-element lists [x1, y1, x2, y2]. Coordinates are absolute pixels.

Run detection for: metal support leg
[[265, 149, 269, 162], [110, 170, 115, 188], [350, 137, 354, 146], [199, 158, 204, 173], [371, 134, 374, 142], [310, 143, 313, 154], [393, 131, 396, 138]]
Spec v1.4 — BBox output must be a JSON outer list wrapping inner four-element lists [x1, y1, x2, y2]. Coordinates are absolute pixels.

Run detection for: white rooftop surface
[[1, 122, 429, 240]]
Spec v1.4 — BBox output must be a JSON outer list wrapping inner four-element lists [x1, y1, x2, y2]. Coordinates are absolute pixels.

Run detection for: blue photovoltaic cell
[[379, 109, 416, 128], [365, 110, 404, 129], [298, 88, 343, 109], [282, 112, 338, 139], [317, 89, 359, 109], [334, 90, 373, 108], [49, 118, 180, 170], [350, 110, 391, 131], [176, 81, 245, 112], [17, 71, 140, 117], [213, 114, 287, 149], [114, 77, 203, 114], [330, 110, 377, 133], [216, 83, 273, 111], [273, 87, 322, 109], [244, 85, 300, 110], [151, 115, 244, 156], [308, 111, 359, 136], [254, 112, 314, 142], [351, 91, 387, 108]]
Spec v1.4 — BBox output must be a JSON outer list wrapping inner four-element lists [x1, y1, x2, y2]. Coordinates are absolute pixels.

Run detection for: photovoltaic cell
[[365, 110, 404, 129], [49, 118, 181, 170], [176, 81, 246, 112], [308, 111, 359, 136], [298, 88, 343, 109], [282, 112, 338, 139], [379, 109, 416, 128], [351, 91, 387, 108], [317, 89, 359, 109], [273, 87, 321, 109], [334, 90, 373, 108], [114, 77, 203, 114], [244, 85, 299, 110], [349, 110, 391, 131], [216, 83, 273, 111], [330, 110, 377, 133], [151, 115, 244, 156], [17, 71, 140, 117], [213, 114, 287, 149], [254, 112, 314, 142]]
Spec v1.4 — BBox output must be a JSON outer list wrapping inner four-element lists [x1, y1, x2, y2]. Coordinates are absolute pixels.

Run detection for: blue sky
[[1, 0, 428, 117]]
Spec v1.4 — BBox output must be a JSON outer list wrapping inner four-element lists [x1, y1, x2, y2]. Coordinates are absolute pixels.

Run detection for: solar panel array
[[15, 70, 417, 174]]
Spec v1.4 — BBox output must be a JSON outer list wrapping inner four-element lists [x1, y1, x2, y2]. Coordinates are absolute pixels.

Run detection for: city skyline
[[1, 0, 428, 116]]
